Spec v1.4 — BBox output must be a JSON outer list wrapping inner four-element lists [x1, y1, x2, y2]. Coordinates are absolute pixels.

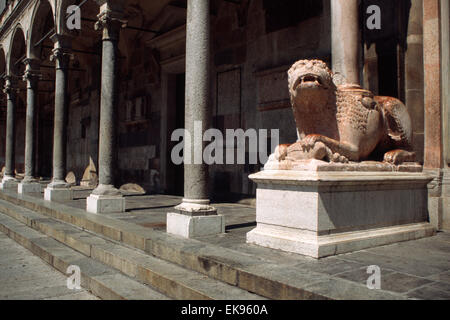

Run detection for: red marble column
[[423, 0, 443, 169], [422, 0, 450, 231]]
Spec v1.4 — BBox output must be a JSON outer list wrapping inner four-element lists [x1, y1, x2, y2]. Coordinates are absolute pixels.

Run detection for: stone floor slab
[[302, 277, 405, 300], [407, 285, 450, 300], [427, 271, 450, 284]]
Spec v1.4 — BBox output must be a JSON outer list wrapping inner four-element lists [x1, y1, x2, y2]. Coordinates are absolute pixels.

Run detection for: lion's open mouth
[[294, 74, 323, 90]]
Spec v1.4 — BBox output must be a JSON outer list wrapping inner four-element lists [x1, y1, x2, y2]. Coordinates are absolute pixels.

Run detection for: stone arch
[[56, 0, 82, 35], [60, 0, 101, 184], [7, 24, 26, 77], [0, 46, 6, 77], [28, 0, 56, 60], [26, 2, 58, 180]]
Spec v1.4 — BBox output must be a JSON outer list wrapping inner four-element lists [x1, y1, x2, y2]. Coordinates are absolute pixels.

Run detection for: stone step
[[0, 212, 169, 300], [0, 199, 264, 300], [0, 190, 406, 300]]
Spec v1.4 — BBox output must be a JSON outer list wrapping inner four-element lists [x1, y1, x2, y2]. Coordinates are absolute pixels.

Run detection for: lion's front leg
[[299, 134, 359, 163]]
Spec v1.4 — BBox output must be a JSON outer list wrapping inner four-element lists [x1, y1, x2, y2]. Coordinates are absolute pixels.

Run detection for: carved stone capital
[[3, 76, 18, 96], [50, 47, 74, 70], [49, 34, 74, 70], [95, 9, 126, 41], [23, 58, 41, 86]]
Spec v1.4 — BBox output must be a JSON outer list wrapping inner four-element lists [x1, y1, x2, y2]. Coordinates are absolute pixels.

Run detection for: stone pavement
[[1, 186, 450, 300], [44, 188, 450, 299], [66, 188, 256, 232], [0, 232, 98, 300]]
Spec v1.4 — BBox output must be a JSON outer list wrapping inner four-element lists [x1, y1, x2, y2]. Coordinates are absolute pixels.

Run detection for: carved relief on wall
[[255, 65, 291, 112]]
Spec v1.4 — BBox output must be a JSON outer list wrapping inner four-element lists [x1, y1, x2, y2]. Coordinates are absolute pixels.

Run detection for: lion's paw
[[300, 135, 322, 152], [329, 152, 349, 163], [274, 144, 289, 161]]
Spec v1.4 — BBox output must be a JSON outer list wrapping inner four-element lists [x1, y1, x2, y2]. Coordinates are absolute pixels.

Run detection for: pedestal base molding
[[247, 222, 435, 259]]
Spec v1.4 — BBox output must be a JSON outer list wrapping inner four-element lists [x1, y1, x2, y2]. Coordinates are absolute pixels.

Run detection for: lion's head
[[288, 59, 334, 112]]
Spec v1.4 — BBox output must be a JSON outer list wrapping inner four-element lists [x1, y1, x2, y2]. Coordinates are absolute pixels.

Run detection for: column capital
[[23, 58, 40, 70], [23, 58, 41, 86], [94, 0, 124, 12], [50, 34, 74, 70], [94, 8, 126, 41], [3, 75, 19, 95]]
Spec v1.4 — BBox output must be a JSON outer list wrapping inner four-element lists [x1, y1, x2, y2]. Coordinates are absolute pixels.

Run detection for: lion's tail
[[375, 96, 413, 151]]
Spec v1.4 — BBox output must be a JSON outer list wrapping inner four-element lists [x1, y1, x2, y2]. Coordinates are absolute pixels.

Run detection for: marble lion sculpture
[[273, 59, 416, 165]]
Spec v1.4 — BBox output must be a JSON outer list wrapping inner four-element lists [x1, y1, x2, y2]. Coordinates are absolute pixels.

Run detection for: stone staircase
[[0, 198, 264, 300], [0, 190, 409, 300]]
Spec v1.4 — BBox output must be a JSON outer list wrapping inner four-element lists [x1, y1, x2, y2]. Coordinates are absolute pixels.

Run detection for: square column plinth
[[0, 178, 18, 191], [44, 186, 73, 201], [247, 170, 436, 259], [87, 194, 125, 214], [167, 212, 225, 238], [18, 182, 41, 194]]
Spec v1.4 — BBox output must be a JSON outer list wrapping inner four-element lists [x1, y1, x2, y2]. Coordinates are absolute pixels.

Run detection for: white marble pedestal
[[247, 169, 436, 258]]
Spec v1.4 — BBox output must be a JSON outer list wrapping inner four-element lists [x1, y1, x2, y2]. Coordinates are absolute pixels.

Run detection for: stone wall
[[208, 0, 330, 198], [117, 38, 162, 192]]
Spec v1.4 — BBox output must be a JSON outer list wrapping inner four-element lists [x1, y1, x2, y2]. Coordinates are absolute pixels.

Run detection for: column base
[[167, 212, 225, 238], [0, 177, 18, 191], [86, 194, 125, 214], [18, 182, 42, 194], [44, 186, 73, 201]]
